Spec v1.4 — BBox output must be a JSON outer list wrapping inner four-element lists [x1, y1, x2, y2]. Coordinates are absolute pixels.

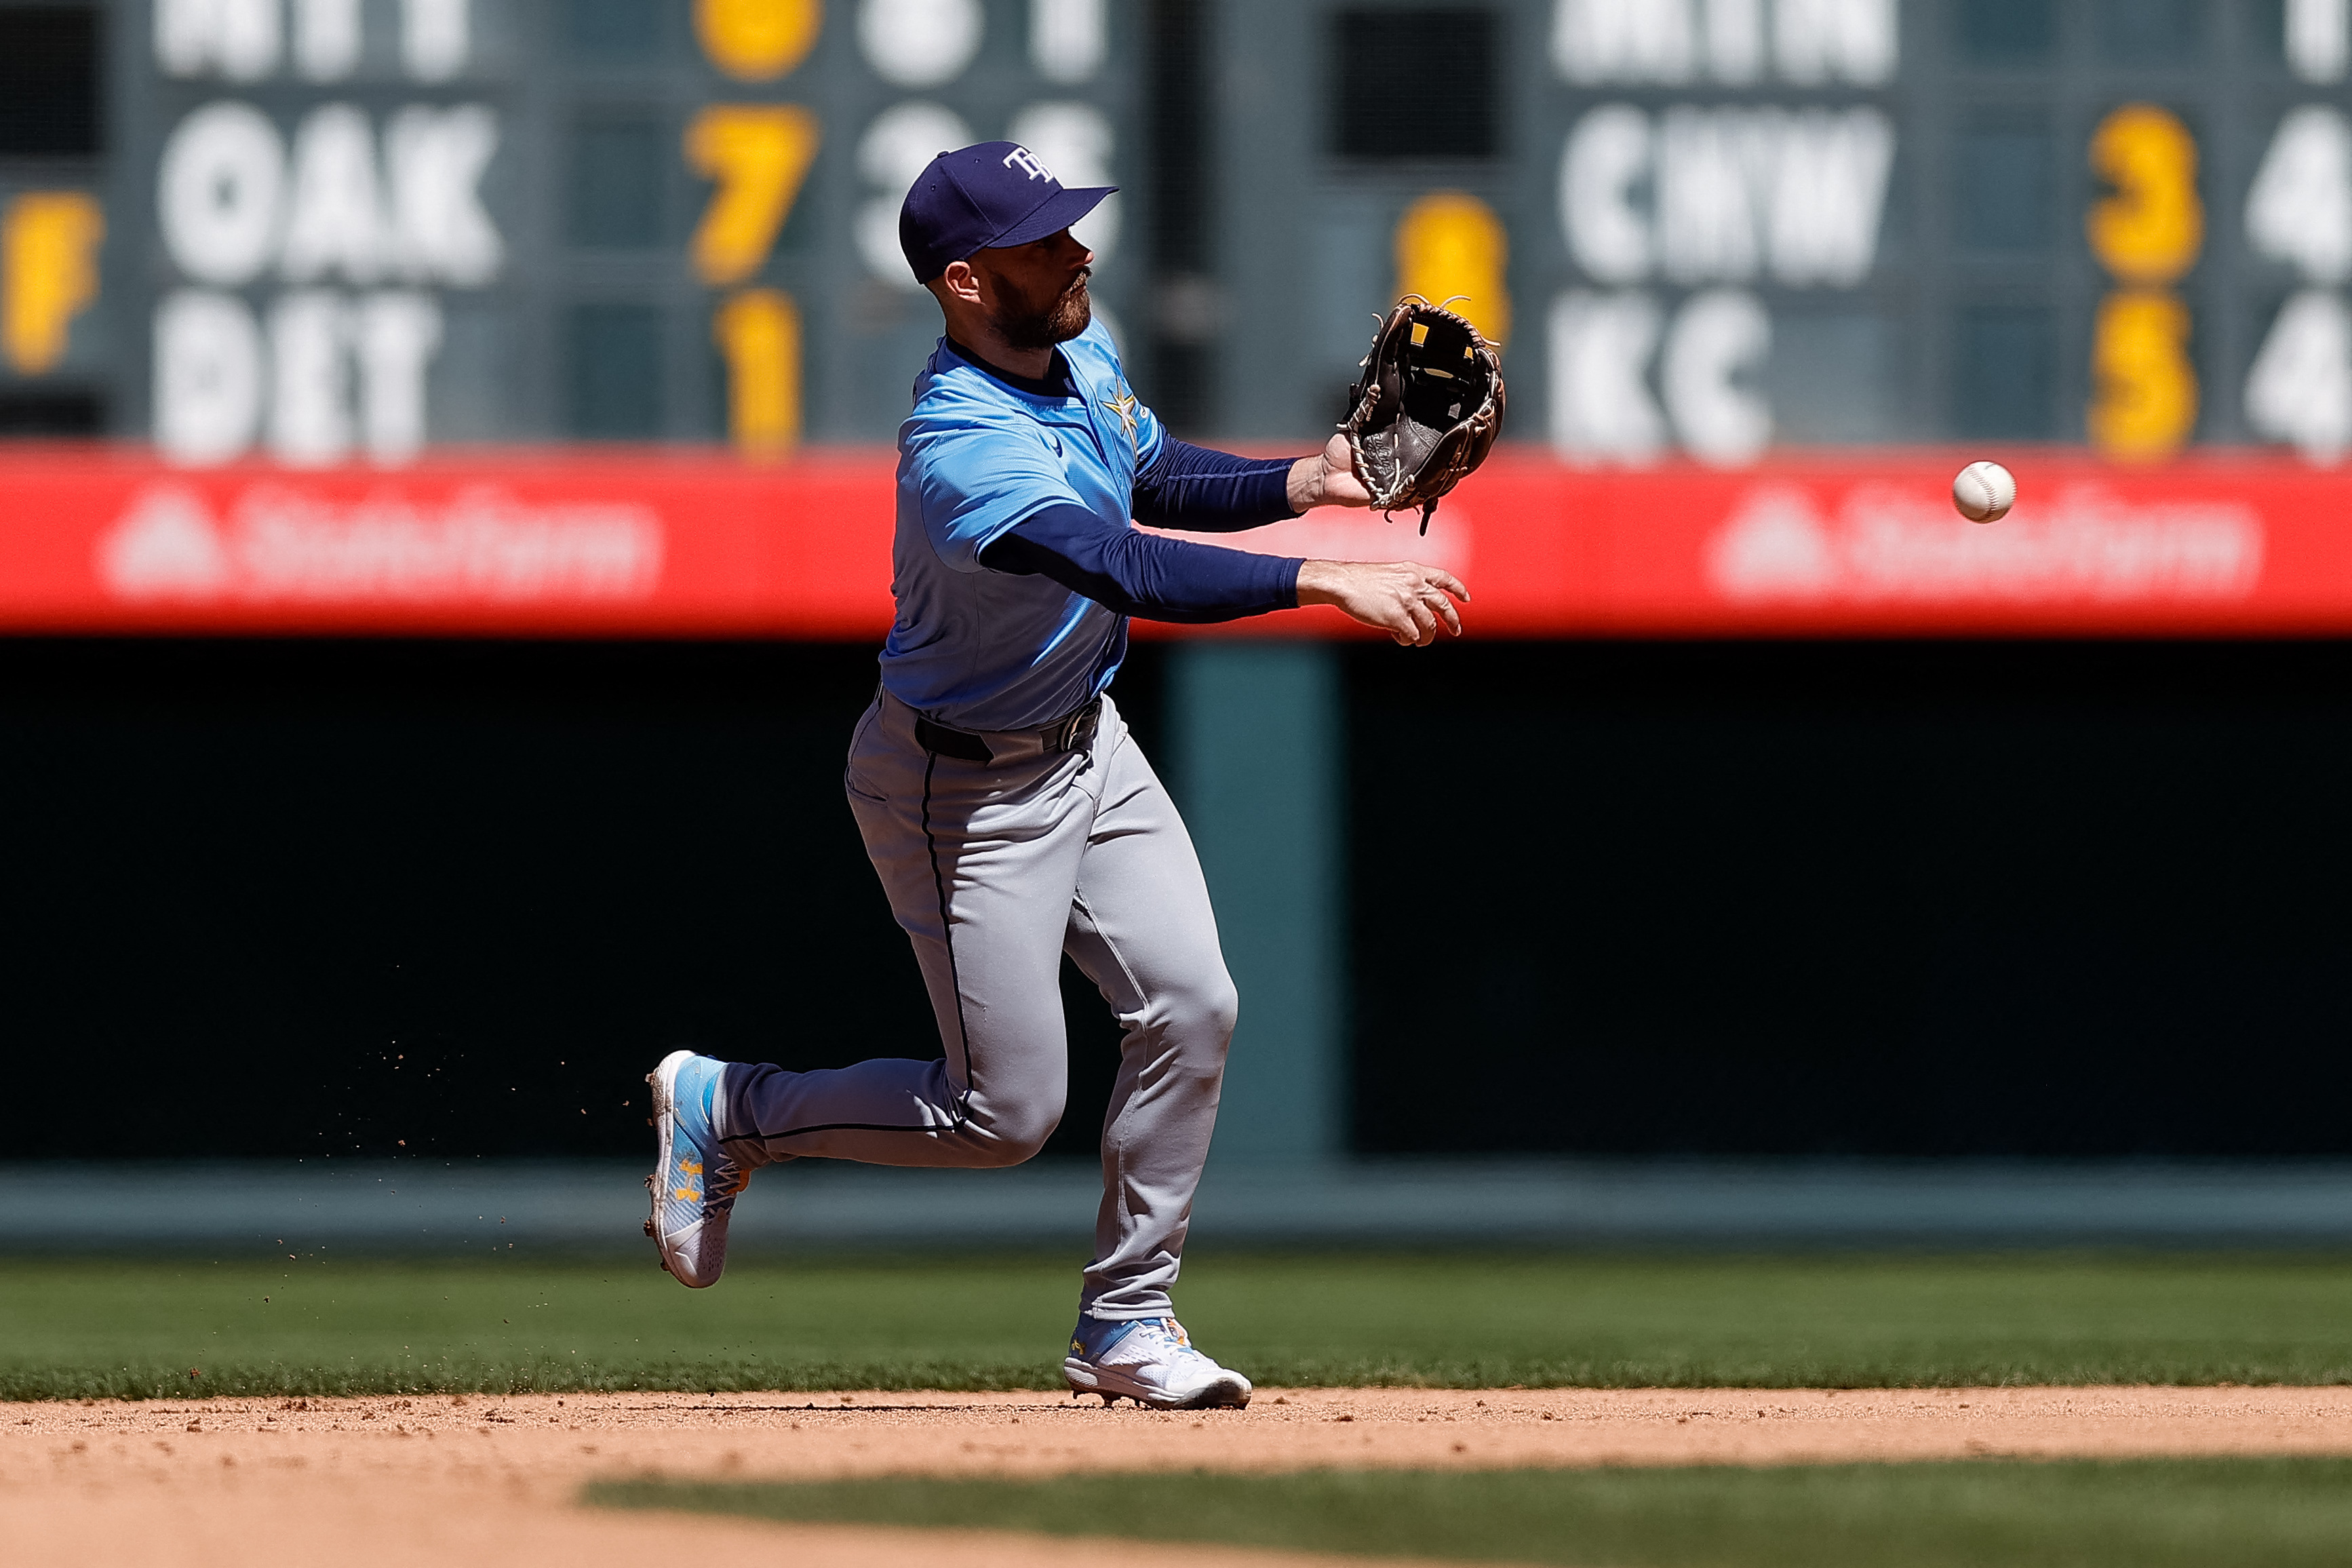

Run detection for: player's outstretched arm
[[1297, 559, 1468, 647], [1287, 432, 1375, 512]]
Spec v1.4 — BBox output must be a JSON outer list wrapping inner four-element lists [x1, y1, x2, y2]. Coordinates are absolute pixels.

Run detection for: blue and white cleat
[[1063, 1316, 1253, 1409], [644, 1049, 749, 1288]]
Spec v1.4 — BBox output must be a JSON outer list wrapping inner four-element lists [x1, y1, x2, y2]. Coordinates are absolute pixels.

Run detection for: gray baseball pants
[[717, 688, 1238, 1320]]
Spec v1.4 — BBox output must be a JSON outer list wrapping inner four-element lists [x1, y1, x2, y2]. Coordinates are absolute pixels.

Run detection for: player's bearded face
[[989, 264, 1091, 350]]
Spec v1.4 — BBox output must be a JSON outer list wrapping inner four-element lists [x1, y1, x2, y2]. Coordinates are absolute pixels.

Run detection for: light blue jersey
[[880, 319, 1165, 732]]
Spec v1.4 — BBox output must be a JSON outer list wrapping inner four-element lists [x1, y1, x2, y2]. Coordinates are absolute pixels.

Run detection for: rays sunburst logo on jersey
[[1102, 386, 1141, 454]]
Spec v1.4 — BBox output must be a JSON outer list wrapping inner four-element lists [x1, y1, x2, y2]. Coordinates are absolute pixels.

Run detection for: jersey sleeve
[[983, 503, 1301, 623], [1131, 439, 1299, 531], [905, 412, 1086, 573], [1131, 393, 1167, 472]]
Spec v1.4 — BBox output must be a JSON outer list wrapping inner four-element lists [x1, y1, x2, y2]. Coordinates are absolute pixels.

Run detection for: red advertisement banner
[[1, 444, 2347, 638]]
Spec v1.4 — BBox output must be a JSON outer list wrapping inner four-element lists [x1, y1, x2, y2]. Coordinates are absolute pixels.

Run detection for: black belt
[[914, 697, 1101, 765]]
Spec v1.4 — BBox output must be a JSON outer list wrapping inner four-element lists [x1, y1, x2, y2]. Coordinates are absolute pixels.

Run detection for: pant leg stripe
[[921, 749, 976, 1125]]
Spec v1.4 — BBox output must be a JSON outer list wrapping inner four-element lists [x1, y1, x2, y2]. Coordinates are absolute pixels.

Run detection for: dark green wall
[[1350, 640, 2352, 1156], [5, 636, 2350, 1161], [0, 640, 1153, 1162]]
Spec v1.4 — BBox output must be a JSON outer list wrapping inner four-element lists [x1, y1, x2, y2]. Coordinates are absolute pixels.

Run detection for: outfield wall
[[7, 446, 2351, 1171], [6, 634, 2352, 1167]]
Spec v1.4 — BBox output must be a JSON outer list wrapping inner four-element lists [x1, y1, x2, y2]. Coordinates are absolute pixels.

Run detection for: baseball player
[[646, 141, 1468, 1410]]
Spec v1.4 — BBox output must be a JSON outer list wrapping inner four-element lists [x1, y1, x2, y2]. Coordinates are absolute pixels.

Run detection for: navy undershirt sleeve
[[981, 503, 1301, 624], [1130, 438, 1301, 532]]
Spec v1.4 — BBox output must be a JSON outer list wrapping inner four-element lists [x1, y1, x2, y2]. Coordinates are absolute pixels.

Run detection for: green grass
[[6, 1252, 2352, 1400], [589, 1459, 2352, 1567]]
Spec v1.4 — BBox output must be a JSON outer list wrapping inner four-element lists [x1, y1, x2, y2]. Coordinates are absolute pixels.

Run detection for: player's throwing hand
[[1287, 433, 1470, 646], [1296, 558, 1469, 646]]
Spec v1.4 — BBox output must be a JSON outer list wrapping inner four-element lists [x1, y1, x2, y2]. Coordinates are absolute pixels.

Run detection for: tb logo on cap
[[900, 140, 1114, 283], [1001, 144, 1054, 182]]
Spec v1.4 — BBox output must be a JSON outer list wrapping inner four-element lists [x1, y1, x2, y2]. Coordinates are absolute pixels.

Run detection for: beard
[[992, 271, 1092, 350]]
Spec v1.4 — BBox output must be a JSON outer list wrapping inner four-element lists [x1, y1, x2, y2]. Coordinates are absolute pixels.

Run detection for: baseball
[[1952, 460, 2016, 524]]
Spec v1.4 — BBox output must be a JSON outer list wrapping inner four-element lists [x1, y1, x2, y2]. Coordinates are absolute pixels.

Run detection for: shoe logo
[[678, 1158, 703, 1176], [673, 1186, 701, 1201]]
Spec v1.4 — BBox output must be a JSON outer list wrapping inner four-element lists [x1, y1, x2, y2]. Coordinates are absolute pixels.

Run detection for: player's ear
[[937, 259, 985, 307]]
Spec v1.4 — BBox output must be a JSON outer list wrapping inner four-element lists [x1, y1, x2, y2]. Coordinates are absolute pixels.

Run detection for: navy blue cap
[[899, 141, 1116, 285]]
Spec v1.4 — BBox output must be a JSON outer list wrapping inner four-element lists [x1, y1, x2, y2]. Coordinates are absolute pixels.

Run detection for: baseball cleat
[[645, 1049, 749, 1289], [1063, 1316, 1253, 1410]]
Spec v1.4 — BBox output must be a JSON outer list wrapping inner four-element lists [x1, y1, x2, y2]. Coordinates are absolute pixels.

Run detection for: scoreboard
[[1215, 0, 2352, 465], [24, 0, 1139, 458], [0, 0, 2349, 473]]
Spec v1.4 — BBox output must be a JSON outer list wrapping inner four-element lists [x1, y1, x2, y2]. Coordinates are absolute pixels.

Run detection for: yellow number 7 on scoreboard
[[686, 106, 820, 288]]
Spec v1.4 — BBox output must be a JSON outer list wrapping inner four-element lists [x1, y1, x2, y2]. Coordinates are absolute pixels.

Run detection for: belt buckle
[[1050, 700, 1098, 754]]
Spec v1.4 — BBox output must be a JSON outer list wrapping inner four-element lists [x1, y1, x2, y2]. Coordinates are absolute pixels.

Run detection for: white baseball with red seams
[[1953, 460, 2018, 523]]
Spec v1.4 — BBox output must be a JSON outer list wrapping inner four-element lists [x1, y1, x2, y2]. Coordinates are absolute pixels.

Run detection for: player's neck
[[963, 334, 1056, 381], [940, 309, 1057, 381]]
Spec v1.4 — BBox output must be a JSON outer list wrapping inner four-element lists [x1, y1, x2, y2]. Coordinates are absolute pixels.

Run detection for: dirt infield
[[9, 1387, 2352, 1567]]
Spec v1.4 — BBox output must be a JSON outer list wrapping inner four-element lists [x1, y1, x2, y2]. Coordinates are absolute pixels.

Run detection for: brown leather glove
[[1339, 296, 1506, 535]]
